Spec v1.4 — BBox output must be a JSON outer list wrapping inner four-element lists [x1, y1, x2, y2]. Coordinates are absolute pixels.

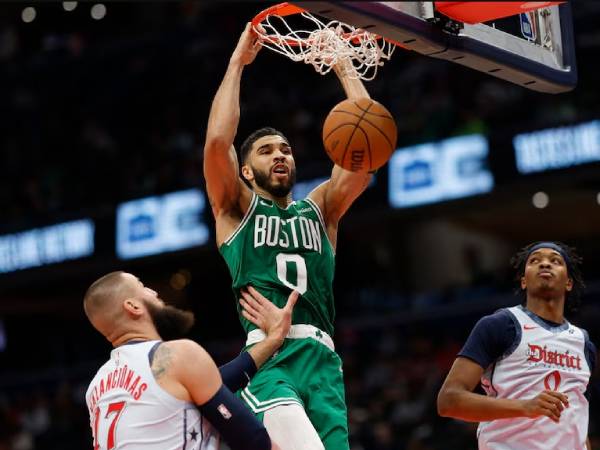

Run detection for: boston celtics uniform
[[219, 193, 348, 449]]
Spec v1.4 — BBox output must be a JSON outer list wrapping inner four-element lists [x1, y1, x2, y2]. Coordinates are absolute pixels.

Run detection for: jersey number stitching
[[544, 370, 562, 391], [93, 401, 126, 450], [276, 253, 307, 294]]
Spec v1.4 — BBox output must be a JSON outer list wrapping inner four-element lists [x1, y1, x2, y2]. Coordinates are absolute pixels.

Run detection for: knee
[[264, 404, 325, 450]]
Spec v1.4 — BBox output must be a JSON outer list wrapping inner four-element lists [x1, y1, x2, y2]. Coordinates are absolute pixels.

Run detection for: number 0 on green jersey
[[219, 193, 336, 336]]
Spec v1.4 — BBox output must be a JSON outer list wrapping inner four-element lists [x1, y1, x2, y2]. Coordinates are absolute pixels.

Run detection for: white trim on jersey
[[304, 197, 335, 255], [241, 386, 303, 413], [304, 197, 325, 230], [246, 325, 335, 352], [223, 193, 258, 246]]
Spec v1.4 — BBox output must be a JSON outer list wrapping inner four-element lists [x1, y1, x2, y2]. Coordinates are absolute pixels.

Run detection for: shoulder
[[474, 308, 519, 332], [300, 197, 326, 223], [570, 323, 596, 350], [585, 334, 597, 356], [150, 340, 215, 379], [164, 340, 223, 404], [217, 192, 258, 247], [306, 180, 329, 212], [587, 341, 598, 374], [158, 339, 212, 361], [467, 308, 519, 347], [458, 308, 520, 369], [577, 326, 598, 373], [586, 336, 597, 360]]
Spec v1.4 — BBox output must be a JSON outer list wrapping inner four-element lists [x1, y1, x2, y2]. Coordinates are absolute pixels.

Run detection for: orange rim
[[251, 2, 307, 25], [252, 2, 392, 48], [252, 2, 308, 47]]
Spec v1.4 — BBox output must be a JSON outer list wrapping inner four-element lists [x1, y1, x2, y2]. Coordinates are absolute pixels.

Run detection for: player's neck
[[525, 296, 565, 324], [111, 329, 162, 347], [254, 187, 292, 208]]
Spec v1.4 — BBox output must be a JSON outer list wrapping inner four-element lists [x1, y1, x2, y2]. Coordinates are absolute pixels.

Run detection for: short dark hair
[[83, 271, 127, 316], [510, 241, 585, 313], [238, 127, 288, 164]]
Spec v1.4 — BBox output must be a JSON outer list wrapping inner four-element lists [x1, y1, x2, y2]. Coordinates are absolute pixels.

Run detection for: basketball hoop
[[251, 2, 396, 81]]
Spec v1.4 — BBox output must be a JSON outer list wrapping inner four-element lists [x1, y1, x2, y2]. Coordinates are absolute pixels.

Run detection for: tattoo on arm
[[151, 344, 173, 380]]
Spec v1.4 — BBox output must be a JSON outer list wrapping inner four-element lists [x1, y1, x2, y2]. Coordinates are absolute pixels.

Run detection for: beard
[[251, 163, 296, 198], [145, 300, 195, 341]]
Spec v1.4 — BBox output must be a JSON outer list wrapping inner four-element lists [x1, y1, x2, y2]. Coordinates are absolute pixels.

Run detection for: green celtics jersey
[[219, 193, 336, 336]]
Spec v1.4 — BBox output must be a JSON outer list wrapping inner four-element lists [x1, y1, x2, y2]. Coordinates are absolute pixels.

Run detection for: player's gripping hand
[[240, 286, 299, 345], [231, 22, 262, 66], [521, 390, 569, 423]]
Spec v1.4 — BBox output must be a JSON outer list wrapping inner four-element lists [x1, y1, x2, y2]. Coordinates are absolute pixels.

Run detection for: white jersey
[[478, 306, 591, 450], [85, 340, 219, 450]]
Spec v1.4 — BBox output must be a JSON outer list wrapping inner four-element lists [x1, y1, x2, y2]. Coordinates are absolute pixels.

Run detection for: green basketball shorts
[[240, 327, 349, 450]]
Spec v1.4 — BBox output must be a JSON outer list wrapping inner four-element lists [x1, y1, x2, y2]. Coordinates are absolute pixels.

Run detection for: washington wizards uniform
[[85, 340, 218, 450], [459, 305, 596, 450]]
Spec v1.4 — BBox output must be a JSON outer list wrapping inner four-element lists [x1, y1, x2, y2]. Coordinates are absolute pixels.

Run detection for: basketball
[[322, 98, 397, 172]]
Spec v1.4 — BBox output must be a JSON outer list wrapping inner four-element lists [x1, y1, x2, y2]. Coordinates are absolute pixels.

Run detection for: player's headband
[[526, 242, 571, 273]]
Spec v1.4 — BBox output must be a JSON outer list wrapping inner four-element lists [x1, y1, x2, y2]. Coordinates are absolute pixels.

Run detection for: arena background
[[0, 2, 599, 449]]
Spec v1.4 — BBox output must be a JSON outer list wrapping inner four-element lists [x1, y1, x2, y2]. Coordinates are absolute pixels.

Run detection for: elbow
[[437, 388, 456, 418], [205, 117, 240, 151], [204, 135, 229, 154]]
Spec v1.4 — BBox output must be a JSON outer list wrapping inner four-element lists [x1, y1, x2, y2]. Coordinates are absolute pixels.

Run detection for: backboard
[[293, 2, 576, 93]]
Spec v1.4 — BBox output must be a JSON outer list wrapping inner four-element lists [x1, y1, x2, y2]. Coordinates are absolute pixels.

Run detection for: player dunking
[[203, 23, 375, 450], [84, 271, 298, 450], [437, 242, 596, 450]]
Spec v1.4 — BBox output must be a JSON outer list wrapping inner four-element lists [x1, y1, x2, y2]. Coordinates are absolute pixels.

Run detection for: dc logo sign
[[403, 160, 433, 190], [116, 189, 209, 259], [128, 214, 155, 242]]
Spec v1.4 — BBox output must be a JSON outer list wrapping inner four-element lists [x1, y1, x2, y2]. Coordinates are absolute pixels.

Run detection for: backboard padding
[[294, 1, 577, 93]]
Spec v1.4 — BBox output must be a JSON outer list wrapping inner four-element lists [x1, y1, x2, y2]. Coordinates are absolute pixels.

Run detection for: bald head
[[84, 271, 194, 345], [83, 271, 140, 334]]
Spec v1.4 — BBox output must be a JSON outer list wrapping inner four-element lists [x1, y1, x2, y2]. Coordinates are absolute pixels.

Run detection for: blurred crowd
[[0, 2, 599, 230]]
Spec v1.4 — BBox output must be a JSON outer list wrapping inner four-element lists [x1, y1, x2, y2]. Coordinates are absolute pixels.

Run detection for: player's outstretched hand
[[231, 22, 262, 66], [521, 390, 569, 423], [240, 286, 299, 345]]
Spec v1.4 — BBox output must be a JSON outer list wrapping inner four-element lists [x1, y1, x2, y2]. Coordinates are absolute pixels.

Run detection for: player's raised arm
[[203, 23, 258, 219], [308, 59, 374, 248], [333, 57, 370, 100]]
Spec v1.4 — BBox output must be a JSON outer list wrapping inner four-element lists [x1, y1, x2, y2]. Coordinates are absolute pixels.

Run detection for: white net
[[254, 10, 395, 81]]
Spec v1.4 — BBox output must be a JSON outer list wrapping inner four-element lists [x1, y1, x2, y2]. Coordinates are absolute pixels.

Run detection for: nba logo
[[520, 12, 537, 41], [217, 404, 232, 420]]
